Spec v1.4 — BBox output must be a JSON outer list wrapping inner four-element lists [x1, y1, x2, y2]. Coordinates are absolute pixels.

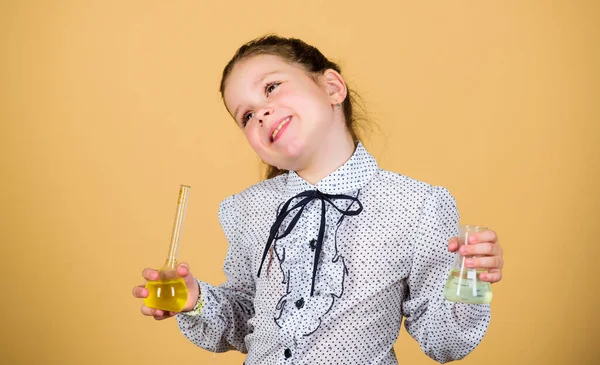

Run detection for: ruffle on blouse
[[266, 191, 359, 339]]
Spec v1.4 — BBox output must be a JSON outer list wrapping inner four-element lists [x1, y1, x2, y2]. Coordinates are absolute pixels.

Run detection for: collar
[[285, 142, 378, 195]]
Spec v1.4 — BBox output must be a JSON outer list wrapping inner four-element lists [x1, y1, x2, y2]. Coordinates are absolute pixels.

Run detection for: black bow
[[257, 189, 363, 296]]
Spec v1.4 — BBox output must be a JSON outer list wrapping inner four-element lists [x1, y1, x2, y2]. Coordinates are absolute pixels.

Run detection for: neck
[[295, 130, 356, 185]]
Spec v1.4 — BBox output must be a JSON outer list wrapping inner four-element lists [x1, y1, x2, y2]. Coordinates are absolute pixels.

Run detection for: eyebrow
[[233, 70, 281, 120]]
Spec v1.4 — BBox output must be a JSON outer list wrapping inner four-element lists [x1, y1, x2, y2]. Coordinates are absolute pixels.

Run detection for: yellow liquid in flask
[[144, 277, 187, 312]]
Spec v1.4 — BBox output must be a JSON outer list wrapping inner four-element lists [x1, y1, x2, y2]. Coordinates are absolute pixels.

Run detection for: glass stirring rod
[[144, 185, 191, 312]]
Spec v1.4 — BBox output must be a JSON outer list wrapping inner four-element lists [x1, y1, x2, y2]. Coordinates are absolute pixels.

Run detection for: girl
[[133, 35, 504, 364]]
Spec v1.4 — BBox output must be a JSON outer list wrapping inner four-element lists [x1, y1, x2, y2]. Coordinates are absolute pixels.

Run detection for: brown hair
[[219, 35, 368, 180]]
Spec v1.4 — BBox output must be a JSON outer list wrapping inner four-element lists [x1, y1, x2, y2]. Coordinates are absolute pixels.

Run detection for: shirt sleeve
[[402, 186, 491, 364], [176, 194, 255, 353]]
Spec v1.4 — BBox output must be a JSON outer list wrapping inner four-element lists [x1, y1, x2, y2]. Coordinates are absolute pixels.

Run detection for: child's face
[[223, 54, 338, 172]]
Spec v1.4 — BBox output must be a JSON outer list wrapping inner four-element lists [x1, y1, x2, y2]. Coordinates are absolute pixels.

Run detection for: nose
[[257, 106, 273, 125]]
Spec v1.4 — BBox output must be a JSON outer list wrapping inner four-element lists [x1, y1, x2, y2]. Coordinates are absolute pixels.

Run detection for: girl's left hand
[[447, 229, 503, 283]]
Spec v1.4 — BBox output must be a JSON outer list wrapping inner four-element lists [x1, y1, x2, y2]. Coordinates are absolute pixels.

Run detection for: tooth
[[272, 117, 290, 140]]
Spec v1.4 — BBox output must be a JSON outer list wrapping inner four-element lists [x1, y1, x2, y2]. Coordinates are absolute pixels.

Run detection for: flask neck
[[162, 185, 190, 272], [163, 257, 178, 270]]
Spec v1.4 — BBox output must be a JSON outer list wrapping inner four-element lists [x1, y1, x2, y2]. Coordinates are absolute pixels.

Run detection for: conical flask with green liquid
[[443, 224, 493, 304]]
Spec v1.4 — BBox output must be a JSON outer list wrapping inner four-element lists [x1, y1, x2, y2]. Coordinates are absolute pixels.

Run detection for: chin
[[257, 140, 309, 171], [265, 155, 303, 172]]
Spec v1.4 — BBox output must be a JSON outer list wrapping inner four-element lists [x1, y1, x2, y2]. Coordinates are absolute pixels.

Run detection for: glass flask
[[144, 185, 191, 312], [443, 224, 493, 304]]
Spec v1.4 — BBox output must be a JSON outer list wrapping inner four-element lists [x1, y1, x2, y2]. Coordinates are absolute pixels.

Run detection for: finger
[[132, 285, 148, 298], [142, 268, 159, 281], [465, 256, 504, 270], [153, 308, 176, 320], [480, 269, 502, 283], [141, 305, 170, 320], [177, 262, 190, 277], [460, 242, 500, 257], [447, 237, 459, 252], [141, 305, 156, 317], [154, 311, 176, 321], [468, 229, 498, 244]]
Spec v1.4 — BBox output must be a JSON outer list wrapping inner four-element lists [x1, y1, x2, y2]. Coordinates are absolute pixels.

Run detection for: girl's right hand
[[132, 262, 200, 320]]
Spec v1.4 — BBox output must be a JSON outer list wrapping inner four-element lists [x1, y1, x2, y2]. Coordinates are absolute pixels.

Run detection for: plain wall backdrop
[[1, 1, 598, 364]]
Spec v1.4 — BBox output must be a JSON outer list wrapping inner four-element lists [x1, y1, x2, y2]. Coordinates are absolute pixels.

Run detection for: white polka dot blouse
[[176, 142, 491, 364]]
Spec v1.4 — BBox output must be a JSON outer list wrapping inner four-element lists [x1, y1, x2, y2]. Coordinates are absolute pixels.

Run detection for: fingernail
[[465, 259, 473, 266], [468, 235, 477, 243], [460, 247, 467, 255]]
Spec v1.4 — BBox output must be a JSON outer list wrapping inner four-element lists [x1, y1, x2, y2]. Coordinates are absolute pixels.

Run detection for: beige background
[[1, 1, 598, 364]]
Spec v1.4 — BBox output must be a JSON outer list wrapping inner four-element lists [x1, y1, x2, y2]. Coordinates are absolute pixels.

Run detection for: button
[[295, 298, 304, 309], [284, 348, 292, 358], [309, 239, 317, 251]]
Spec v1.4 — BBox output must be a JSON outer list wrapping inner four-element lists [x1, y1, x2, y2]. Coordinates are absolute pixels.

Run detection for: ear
[[322, 69, 347, 106]]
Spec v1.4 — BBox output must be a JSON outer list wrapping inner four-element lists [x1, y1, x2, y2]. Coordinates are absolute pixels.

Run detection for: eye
[[265, 81, 280, 95], [241, 112, 254, 127]]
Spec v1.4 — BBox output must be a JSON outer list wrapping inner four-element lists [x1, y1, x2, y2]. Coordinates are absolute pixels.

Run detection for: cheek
[[244, 127, 263, 152]]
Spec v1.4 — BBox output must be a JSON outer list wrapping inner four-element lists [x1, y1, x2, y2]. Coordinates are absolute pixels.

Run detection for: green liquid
[[144, 278, 188, 312], [443, 269, 492, 304]]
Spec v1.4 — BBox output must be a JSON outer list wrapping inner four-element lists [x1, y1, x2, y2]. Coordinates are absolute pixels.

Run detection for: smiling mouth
[[271, 116, 292, 142]]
